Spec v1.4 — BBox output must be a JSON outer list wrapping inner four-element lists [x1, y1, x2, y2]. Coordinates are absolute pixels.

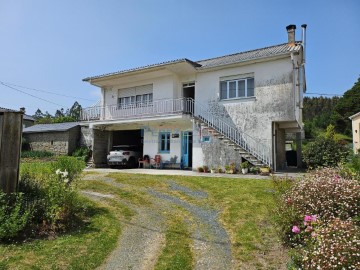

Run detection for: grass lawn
[[1, 172, 286, 269]]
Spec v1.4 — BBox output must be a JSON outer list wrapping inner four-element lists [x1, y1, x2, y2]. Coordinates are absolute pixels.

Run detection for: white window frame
[[220, 77, 254, 100]]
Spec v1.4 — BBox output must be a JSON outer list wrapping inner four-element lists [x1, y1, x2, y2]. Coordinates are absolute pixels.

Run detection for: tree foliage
[[32, 102, 81, 124], [332, 77, 360, 135]]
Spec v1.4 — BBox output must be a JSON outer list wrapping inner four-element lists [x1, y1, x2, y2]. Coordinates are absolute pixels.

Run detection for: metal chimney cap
[[301, 24, 307, 28], [286, 25, 297, 31]]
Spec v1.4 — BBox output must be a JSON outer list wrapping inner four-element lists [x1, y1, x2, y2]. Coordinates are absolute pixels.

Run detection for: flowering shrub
[[302, 218, 360, 269], [283, 168, 359, 225], [6, 157, 87, 240], [273, 168, 360, 269]]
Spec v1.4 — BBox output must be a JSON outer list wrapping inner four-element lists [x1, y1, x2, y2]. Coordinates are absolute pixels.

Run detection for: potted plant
[[210, 167, 216, 173], [224, 165, 231, 174], [240, 161, 249, 174], [197, 166, 204, 173], [203, 165, 209, 173], [249, 166, 260, 175], [217, 166, 223, 173]]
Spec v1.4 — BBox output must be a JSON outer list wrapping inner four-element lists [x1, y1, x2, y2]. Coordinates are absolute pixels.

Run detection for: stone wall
[[197, 126, 242, 170], [24, 131, 70, 155]]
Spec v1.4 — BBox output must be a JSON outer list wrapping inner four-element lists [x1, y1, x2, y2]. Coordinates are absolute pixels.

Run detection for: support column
[[296, 132, 302, 169]]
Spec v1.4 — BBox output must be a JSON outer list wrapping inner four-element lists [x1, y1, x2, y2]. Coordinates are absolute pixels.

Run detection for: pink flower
[[292, 226, 300, 234], [304, 221, 308, 226], [311, 215, 317, 222], [305, 226, 313, 232], [304, 215, 312, 222], [311, 232, 317, 238]]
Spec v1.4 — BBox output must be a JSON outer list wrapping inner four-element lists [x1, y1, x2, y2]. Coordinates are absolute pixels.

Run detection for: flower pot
[[241, 168, 248, 174], [210, 169, 216, 174]]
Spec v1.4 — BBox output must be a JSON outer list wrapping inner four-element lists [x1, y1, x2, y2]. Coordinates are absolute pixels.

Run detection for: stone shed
[[23, 122, 80, 155]]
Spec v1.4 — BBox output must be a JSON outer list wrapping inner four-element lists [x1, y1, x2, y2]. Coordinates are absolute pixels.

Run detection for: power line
[[0, 82, 67, 108], [306, 92, 342, 97], [0, 80, 96, 102]]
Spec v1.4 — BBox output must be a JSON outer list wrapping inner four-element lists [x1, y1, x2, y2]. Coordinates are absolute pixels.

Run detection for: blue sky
[[0, 0, 359, 115]]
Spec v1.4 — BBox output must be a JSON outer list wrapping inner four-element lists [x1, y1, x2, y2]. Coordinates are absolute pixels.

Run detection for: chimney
[[286, 24, 296, 46], [19, 107, 25, 113]]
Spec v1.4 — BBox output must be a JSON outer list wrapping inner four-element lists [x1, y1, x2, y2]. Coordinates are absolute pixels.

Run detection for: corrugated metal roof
[[83, 43, 302, 81], [23, 122, 80, 133], [83, 58, 201, 81], [197, 43, 302, 69]]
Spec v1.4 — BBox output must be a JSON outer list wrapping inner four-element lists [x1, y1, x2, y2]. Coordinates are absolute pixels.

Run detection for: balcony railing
[[80, 98, 190, 121], [81, 97, 272, 167]]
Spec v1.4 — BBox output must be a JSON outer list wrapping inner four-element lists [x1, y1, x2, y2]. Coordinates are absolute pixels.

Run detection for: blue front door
[[182, 132, 192, 168]]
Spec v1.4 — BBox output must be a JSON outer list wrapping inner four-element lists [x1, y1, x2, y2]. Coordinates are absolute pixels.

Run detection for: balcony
[[80, 98, 193, 121]]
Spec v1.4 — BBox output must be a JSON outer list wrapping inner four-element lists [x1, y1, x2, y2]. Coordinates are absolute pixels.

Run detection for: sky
[[0, 0, 359, 116]]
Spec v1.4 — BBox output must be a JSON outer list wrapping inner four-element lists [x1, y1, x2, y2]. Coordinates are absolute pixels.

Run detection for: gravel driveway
[[82, 172, 234, 270]]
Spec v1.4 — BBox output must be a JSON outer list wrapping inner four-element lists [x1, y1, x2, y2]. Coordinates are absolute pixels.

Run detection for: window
[[159, 132, 170, 153], [118, 93, 153, 108], [220, 77, 255, 100]]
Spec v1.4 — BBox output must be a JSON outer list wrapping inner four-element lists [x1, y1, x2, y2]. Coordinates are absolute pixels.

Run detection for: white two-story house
[[81, 24, 307, 171]]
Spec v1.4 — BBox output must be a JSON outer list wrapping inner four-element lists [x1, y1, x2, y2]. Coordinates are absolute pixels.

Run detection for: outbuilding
[[23, 122, 80, 155]]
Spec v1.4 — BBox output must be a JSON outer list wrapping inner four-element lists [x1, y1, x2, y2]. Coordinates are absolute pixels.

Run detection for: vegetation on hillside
[[34, 101, 82, 124]]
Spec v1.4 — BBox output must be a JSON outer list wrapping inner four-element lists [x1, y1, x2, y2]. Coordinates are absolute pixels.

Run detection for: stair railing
[[184, 98, 272, 167]]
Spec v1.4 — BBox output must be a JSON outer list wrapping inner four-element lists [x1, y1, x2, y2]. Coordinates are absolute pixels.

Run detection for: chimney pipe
[[19, 107, 25, 113], [301, 24, 307, 64], [286, 24, 296, 46]]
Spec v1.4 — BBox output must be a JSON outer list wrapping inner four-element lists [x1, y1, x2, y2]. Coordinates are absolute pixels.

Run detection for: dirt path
[[82, 172, 234, 270]]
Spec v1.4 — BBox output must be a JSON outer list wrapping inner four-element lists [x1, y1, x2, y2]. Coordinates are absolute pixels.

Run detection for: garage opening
[[110, 129, 143, 168]]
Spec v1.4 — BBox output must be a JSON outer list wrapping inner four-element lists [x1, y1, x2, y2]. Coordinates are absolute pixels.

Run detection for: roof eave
[[82, 58, 201, 84]]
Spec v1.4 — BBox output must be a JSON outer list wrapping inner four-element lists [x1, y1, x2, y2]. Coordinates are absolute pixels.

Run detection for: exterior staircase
[[186, 98, 272, 168]]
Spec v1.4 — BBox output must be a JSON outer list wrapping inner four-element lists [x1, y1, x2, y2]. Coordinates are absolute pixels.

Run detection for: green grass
[[0, 197, 123, 270], [155, 212, 194, 270], [110, 173, 287, 268]]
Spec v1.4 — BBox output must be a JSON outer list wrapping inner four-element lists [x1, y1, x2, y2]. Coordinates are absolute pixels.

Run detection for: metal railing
[[81, 97, 272, 166], [80, 98, 188, 121]]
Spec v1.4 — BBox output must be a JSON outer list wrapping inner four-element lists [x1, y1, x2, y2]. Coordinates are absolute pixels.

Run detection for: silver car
[[107, 145, 141, 168]]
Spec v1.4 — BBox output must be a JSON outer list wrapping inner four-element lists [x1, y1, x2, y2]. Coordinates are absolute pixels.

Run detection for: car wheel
[[128, 157, 136, 168]]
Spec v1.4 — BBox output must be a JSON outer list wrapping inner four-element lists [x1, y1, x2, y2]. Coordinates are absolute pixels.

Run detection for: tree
[[333, 77, 360, 135], [68, 102, 82, 121], [54, 108, 65, 118], [33, 109, 44, 120]]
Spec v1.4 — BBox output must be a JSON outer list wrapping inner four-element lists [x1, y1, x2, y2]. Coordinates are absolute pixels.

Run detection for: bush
[[273, 168, 360, 246], [21, 150, 54, 159], [302, 137, 349, 169], [0, 192, 33, 240], [273, 168, 360, 269], [6, 157, 87, 240], [302, 218, 360, 270]]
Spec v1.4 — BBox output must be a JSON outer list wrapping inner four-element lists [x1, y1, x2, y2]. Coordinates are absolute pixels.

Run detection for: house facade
[[81, 25, 307, 171], [350, 112, 360, 154]]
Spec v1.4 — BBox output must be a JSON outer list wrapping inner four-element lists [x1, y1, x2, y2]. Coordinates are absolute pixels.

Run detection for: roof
[[23, 122, 80, 133], [83, 58, 201, 81], [0, 107, 18, 113], [349, 112, 360, 120], [23, 115, 36, 121], [0, 107, 36, 121], [83, 42, 302, 81], [196, 42, 302, 69]]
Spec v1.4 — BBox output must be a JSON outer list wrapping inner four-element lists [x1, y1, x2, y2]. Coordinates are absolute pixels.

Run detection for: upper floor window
[[220, 77, 254, 100], [118, 93, 153, 108]]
